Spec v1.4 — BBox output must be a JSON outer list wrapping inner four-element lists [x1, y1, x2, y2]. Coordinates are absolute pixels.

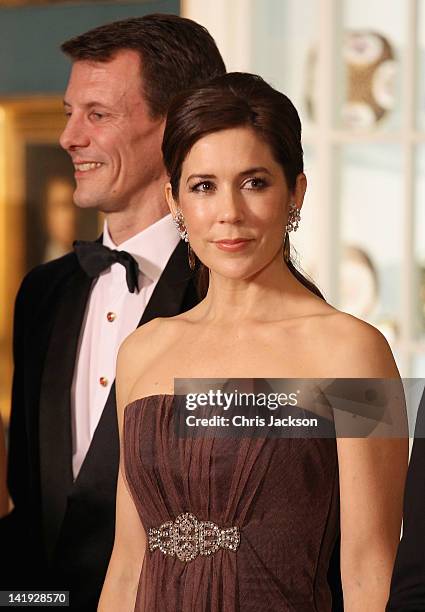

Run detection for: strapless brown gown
[[124, 394, 339, 612]]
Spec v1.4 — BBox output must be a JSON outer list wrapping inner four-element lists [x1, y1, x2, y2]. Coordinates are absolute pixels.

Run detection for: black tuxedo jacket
[[387, 388, 425, 611], [0, 240, 198, 610]]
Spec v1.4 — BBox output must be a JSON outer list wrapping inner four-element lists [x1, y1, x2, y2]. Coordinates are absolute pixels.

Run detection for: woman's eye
[[244, 177, 267, 190], [190, 181, 215, 193]]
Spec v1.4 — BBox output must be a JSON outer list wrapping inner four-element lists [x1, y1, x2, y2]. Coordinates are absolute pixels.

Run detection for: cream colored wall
[[181, 0, 252, 72]]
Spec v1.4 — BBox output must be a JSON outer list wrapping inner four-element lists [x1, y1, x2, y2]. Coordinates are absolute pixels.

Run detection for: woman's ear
[[293, 173, 307, 211], [165, 182, 179, 217]]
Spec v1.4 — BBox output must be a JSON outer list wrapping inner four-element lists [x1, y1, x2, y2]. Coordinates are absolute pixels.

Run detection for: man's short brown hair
[[61, 14, 226, 118]]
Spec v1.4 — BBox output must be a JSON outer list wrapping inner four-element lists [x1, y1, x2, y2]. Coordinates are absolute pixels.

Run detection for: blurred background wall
[[183, 0, 425, 384], [0, 0, 178, 94]]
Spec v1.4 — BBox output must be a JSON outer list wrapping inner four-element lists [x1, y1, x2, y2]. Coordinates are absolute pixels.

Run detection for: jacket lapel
[[139, 239, 195, 326], [39, 266, 92, 561], [73, 240, 196, 490]]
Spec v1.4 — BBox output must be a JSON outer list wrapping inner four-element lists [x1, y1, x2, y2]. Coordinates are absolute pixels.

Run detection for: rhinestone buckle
[[148, 512, 240, 562]]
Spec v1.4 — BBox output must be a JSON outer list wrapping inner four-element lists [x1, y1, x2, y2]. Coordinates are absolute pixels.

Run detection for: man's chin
[[73, 190, 104, 210]]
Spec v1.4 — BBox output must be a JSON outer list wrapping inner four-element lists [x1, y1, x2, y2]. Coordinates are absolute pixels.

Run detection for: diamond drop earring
[[286, 202, 301, 233], [188, 244, 196, 271], [173, 209, 188, 242], [173, 210, 196, 271], [283, 203, 301, 263]]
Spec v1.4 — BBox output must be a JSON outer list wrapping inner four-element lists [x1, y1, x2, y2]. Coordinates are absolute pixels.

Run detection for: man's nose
[[59, 114, 90, 151]]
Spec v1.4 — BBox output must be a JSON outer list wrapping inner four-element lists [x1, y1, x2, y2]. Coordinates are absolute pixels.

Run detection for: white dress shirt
[[70, 214, 180, 479]]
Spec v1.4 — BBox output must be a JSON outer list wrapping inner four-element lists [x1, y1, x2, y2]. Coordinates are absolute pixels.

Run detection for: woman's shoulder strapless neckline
[[124, 393, 175, 415]]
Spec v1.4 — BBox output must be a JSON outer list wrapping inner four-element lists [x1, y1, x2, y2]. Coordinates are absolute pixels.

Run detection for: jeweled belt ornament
[[148, 512, 240, 562]]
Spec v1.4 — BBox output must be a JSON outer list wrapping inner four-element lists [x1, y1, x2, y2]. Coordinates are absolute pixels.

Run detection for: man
[[1, 14, 225, 610], [387, 387, 425, 610]]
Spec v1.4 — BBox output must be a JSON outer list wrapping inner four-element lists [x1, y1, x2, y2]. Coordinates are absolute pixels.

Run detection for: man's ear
[[165, 182, 179, 217]]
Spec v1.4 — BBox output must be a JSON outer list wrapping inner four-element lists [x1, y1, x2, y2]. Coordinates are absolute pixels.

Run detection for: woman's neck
[[197, 258, 310, 324]]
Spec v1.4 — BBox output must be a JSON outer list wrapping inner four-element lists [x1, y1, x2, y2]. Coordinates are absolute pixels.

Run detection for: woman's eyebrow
[[186, 167, 272, 184], [239, 166, 272, 176], [186, 173, 216, 183]]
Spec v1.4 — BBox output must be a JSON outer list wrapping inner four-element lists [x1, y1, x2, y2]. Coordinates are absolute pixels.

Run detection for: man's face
[[60, 49, 165, 213]]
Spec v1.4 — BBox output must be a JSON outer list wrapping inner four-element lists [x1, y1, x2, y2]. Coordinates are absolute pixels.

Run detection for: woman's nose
[[217, 190, 244, 224]]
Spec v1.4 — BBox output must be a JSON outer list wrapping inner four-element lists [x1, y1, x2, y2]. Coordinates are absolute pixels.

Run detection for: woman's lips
[[213, 238, 253, 252]]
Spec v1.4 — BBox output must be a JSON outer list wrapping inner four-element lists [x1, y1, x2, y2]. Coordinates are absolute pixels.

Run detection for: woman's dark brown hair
[[162, 72, 324, 299]]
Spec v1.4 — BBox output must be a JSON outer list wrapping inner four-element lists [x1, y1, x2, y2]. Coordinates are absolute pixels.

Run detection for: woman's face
[[166, 126, 306, 280]]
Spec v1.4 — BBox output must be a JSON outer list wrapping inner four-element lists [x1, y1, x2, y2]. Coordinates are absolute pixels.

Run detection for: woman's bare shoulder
[[311, 310, 399, 378], [115, 316, 192, 412], [118, 315, 189, 366]]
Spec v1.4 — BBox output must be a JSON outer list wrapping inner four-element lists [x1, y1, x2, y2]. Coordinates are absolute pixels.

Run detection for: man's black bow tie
[[73, 240, 139, 293]]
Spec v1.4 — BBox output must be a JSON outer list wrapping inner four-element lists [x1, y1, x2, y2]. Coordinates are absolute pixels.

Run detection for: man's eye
[[90, 112, 104, 120], [243, 177, 267, 190], [190, 181, 215, 193]]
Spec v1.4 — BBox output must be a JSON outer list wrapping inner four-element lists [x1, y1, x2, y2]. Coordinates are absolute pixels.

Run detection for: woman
[[99, 73, 408, 611]]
